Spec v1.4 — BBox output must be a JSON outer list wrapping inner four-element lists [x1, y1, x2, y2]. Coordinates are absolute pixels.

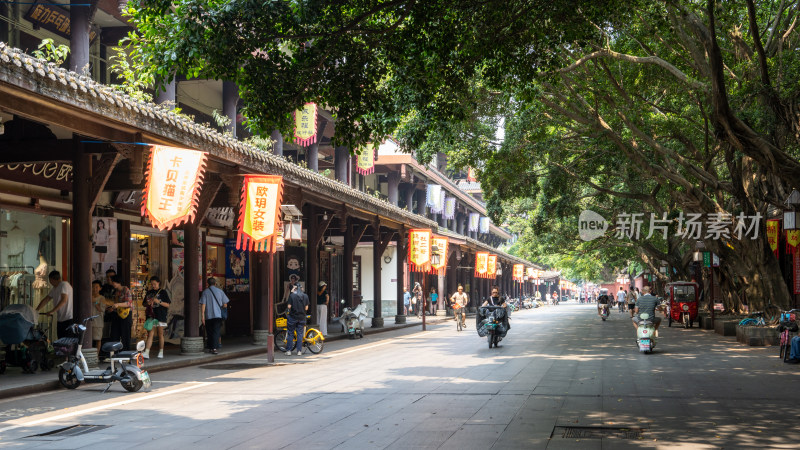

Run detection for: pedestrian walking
[[403, 287, 411, 316], [628, 287, 637, 318], [429, 287, 438, 315], [317, 281, 329, 336], [143, 276, 171, 359], [285, 282, 309, 355], [412, 282, 422, 317], [91, 280, 105, 349], [617, 287, 627, 313], [200, 277, 229, 355]]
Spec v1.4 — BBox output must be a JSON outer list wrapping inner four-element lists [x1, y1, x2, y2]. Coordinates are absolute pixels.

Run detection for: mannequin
[[32, 254, 49, 290]]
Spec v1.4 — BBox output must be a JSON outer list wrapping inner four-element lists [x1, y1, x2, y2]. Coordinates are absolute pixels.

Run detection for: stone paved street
[[1, 304, 799, 449]]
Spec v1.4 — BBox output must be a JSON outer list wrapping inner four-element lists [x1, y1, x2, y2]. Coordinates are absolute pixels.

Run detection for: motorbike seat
[[101, 341, 123, 353], [113, 351, 138, 359]]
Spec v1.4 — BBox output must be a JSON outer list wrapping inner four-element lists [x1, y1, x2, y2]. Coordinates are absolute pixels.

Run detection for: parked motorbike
[[599, 303, 610, 321], [54, 316, 151, 392], [336, 300, 369, 338], [635, 313, 658, 353]]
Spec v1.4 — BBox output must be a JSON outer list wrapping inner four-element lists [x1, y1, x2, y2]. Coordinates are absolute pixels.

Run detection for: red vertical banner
[[408, 229, 432, 273], [795, 252, 800, 294], [786, 230, 800, 254], [237, 175, 284, 252], [767, 219, 780, 259], [475, 252, 488, 278], [142, 146, 208, 230], [513, 264, 524, 281]]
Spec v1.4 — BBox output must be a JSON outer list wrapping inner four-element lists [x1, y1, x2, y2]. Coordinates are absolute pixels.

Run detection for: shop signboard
[[293, 103, 318, 146], [25, 1, 98, 43], [431, 236, 448, 272], [142, 146, 208, 231], [237, 175, 284, 252], [474, 252, 489, 278], [408, 229, 432, 273], [703, 251, 711, 268], [487, 254, 497, 278], [356, 143, 375, 175]]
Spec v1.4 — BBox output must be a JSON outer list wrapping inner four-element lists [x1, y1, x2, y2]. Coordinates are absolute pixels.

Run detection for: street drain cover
[[26, 424, 111, 440], [200, 363, 266, 370], [553, 426, 644, 440]]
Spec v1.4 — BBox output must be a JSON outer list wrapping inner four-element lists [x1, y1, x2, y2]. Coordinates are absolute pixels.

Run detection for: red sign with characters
[[475, 252, 489, 278], [767, 219, 780, 258], [513, 264, 524, 281], [487, 255, 497, 278], [237, 175, 284, 252], [142, 146, 208, 230]]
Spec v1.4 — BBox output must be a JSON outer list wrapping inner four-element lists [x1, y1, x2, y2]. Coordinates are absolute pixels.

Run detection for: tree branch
[[746, 0, 772, 87]]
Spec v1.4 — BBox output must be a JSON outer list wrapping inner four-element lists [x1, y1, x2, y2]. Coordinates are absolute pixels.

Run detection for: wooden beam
[[195, 176, 223, 224], [0, 140, 73, 163], [313, 211, 336, 248], [89, 152, 122, 210]]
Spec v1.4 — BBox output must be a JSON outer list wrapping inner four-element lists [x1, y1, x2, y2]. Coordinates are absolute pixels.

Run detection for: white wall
[[354, 243, 398, 317]]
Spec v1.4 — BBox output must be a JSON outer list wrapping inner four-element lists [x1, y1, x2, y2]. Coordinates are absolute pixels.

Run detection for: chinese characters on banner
[[293, 103, 318, 146], [431, 236, 448, 273], [794, 252, 800, 294], [408, 229, 432, 273], [487, 255, 497, 278], [237, 175, 284, 252], [475, 252, 489, 278], [356, 143, 375, 175], [468, 213, 479, 232], [786, 230, 800, 254], [142, 146, 208, 231], [526, 267, 536, 279], [766, 219, 780, 258], [513, 264, 524, 281]]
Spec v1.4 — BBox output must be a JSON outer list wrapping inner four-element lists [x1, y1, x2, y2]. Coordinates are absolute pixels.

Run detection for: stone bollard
[[180, 336, 204, 355], [395, 314, 407, 324], [253, 329, 269, 346], [371, 317, 384, 328]]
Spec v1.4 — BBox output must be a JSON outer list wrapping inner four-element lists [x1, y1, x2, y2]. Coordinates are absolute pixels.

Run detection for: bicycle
[[738, 312, 767, 327], [778, 309, 800, 362], [274, 315, 324, 354], [452, 304, 466, 332]]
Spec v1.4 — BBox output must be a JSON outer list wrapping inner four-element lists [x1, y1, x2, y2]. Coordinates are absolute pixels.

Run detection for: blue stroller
[[0, 304, 55, 374]]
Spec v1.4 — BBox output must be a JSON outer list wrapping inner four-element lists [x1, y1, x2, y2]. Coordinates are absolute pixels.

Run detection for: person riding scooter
[[597, 289, 611, 318], [480, 288, 509, 332], [632, 286, 664, 332]]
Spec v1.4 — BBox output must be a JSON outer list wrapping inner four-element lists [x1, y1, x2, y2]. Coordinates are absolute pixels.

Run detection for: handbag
[[143, 317, 158, 331], [211, 288, 228, 320]]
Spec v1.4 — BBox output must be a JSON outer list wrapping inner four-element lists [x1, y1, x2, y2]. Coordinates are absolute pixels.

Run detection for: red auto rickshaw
[[666, 282, 699, 328]]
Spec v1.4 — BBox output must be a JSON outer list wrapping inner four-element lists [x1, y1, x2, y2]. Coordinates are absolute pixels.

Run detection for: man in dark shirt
[[285, 283, 309, 356], [597, 289, 610, 317]]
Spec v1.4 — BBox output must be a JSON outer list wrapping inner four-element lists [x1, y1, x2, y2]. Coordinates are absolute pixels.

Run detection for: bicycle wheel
[[304, 328, 324, 354], [275, 330, 288, 352], [456, 314, 462, 331], [739, 318, 756, 326]]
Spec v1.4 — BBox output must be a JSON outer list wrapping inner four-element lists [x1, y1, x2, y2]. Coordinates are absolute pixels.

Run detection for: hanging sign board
[[356, 143, 375, 175], [787, 230, 800, 254], [487, 255, 497, 278], [408, 229, 432, 273], [431, 236, 448, 272], [142, 146, 207, 231], [513, 264, 524, 281], [25, 1, 99, 43], [293, 102, 318, 146], [237, 175, 284, 252], [475, 252, 489, 278]]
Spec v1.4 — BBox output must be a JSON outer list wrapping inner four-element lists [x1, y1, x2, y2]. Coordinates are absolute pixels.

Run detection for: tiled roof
[[0, 43, 538, 268], [0, 43, 436, 229]]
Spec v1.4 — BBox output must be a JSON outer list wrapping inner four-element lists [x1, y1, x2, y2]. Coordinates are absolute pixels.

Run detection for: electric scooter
[[54, 315, 151, 392], [599, 303, 610, 321], [336, 300, 369, 338], [635, 313, 658, 353]]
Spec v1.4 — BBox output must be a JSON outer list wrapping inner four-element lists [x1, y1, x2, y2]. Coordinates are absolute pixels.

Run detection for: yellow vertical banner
[[356, 143, 375, 175], [431, 236, 448, 272], [475, 252, 489, 278], [142, 145, 207, 231], [513, 264, 523, 281], [408, 229, 432, 273], [767, 219, 780, 258], [237, 175, 284, 252], [293, 102, 318, 146]]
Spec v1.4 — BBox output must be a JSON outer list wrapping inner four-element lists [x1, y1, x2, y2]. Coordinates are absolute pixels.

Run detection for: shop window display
[[129, 233, 166, 342]]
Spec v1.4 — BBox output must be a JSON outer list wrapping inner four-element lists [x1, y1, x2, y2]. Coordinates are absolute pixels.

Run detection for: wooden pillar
[[72, 137, 92, 347], [69, 0, 89, 73], [395, 228, 407, 323], [271, 129, 283, 156], [404, 186, 415, 213], [335, 146, 349, 183], [253, 253, 269, 330], [344, 217, 355, 308], [267, 249, 275, 362], [306, 120, 326, 172], [181, 222, 201, 354], [222, 81, 238, 137], [372, 225, 383, 327], [387, 172, 400, 206], [307, 205, 319, 324], [417, 189, 427, 217]]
